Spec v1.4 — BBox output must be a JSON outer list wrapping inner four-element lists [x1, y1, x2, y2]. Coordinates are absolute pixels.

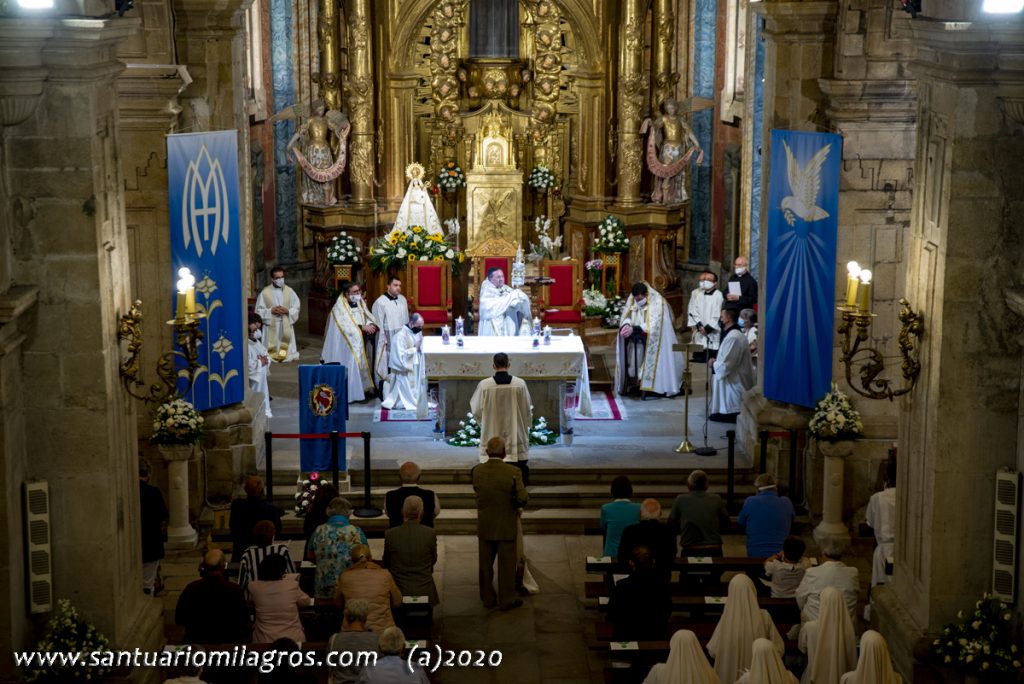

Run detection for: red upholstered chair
[[540, 259, 584, 336], [405, 260, 452, 331]]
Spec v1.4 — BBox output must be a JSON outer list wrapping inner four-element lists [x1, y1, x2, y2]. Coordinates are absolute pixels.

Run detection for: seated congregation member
[[616, 282, 684, 396], [303, 483, 340, 556], [307, 497, 368, 599], [618, 498, 676, 580], [259, 638, 316, 684], [380, 313, 426, 412], [840, 630, 902, 684], [708, 306, 755, 423], [600, 475, 641, 558], [384, 461, 440, 528], [163, 657, 208, 684], [734, 638, 798, 684], [321, 281, 383, 403], [357, 626, 430, 683], [238, 520, 295, 595], [175, 549, 250, 645], [799, 587, 857, 684], [336, 544, 403, 633], [328, 599, 381, 684], [764, 536, 811, 599], [229, 475, 282, 562], [470, 352, 532, 478], [608, 545, 671, 641], [642, 629, 721, 684], [668, 469, 730, 556], [382, 496, 439, 619], [248, 554, 315, 644], [706, 574, 784, 684], [795, 542, 859, 624], [737, 473, 795, 558]]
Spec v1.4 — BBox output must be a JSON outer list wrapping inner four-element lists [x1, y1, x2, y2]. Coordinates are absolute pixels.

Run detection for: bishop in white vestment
[[478, 268, 532, 336], [321, 284, 384, 402], [687, 271, 724, 351], [709, 306, 755, 420], [247, 314, 272, 419], [470, 353, 532, 464], [381, 314, 426, 412], [614, 282, 684, 395], [254, 267, 301, 362], [371, 275, 410, 384]]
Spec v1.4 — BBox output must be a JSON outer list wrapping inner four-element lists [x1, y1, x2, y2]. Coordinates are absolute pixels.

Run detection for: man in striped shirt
[[238, 519, 295, 595]]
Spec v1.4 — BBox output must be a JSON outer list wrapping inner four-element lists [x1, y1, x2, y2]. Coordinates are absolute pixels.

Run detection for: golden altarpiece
[[301, 0, 695, 332]]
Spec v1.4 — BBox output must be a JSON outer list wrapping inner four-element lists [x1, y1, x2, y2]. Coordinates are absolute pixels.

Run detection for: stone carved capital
[[816, 439, 855, 459], [0, 19, 52, 126]]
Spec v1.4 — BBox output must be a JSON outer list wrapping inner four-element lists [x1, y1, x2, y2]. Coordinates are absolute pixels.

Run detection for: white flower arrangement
[[529, 416, 557, 445], [593, 215, 628, 253], [582, 288, 608, 316], [294, 471, 322, 516], [602, 295, 626, 329], [151, 398, 204, 445], [528, 163, 557, 192], [931, 593, 1023, 677], [528, 215, 563, 262], [808, 383, 863, 441], [326, 231, 360, 265], [25, 599, 111, 682], [437, 161, 467, 191], [448, 412, 557, 447]]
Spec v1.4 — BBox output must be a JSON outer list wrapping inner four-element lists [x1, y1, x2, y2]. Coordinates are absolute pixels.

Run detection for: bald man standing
[[175, 549, 250, 644], [726, 256, 758, 311]]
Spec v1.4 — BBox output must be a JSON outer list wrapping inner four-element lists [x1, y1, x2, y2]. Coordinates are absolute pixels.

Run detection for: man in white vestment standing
[[247, 313, 272, 420], [321, 282, 384, 402], [478, 268, 532, 336], [709, 305, 755, 422], [381, 313, 426, 412], [254, 265, 301, 362], [615, 282, 684, 396], [470, 353, 532, 474], [371, 275, 410, 385], [687, 270, 723, 359]]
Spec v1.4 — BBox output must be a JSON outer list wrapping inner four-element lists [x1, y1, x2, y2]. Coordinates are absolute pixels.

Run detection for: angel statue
[[640, 97, 704, 205], [275, 100, 351, 206]]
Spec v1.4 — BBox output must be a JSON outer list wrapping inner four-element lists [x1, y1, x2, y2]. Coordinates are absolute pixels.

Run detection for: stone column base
[[873, 583, 929, 680]]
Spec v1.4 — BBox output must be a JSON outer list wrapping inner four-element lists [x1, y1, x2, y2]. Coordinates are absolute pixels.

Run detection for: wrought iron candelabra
[[837, 297, 923, 401], [117, 300, 205, 404]]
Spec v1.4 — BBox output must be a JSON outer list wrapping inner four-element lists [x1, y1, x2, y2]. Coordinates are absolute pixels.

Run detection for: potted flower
[[370, 224, 465, 276], [436, 161, 466, 192], [584, 258, 604, 290], [602, 295, 626, 329], [527, 215, 563, 262], [25, 599, 111, 683], [593, 215, 628, 254], [326, 232, 360, 265], [808, 383, 863, 442], [294, 471, 322, 516], [151, 398, 204, 459], [527, 163, 557, 193], [931, 593, 1023, 682], [582, 288, 608, 317]]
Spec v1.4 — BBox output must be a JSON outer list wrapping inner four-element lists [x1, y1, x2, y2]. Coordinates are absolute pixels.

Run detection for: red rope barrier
[[269, 432, 364, 439]]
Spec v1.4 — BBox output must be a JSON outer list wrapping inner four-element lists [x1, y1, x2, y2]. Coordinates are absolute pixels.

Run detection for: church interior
[[2, 0, 1024, 681]]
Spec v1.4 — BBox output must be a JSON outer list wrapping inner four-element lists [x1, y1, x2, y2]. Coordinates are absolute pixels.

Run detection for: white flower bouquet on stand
[[326, 232, 360, 264], [528, 163, 557, 193], [808, 383, 863, 441], [151, 398, 204, 445], [582, 288, 608, 316], [593, 215, 628, 254]]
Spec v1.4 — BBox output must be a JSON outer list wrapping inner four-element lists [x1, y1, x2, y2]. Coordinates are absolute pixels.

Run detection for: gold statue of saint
[[641, 98, 704, 204]]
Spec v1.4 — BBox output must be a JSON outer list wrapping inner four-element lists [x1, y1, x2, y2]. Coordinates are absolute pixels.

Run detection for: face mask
[[252, 329, 262, 340], [737, 319, 745, 329], [735, 267, 747, 276], [349, 294, 361, 304], [699, 281, 714, 290], [273, 277, 285, 287], [410, 326, 423, 334], [635, 298, 646, 307]]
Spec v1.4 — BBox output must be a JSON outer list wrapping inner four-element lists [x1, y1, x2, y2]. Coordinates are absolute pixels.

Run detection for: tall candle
[[185, 287, 196, 316], [176, 292, 188, 319], [844, 261, 860, 307], [857, 270, 873, 314]]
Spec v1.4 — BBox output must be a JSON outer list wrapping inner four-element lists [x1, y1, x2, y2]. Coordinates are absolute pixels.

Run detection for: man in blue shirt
[[737, 473, 795, 557]]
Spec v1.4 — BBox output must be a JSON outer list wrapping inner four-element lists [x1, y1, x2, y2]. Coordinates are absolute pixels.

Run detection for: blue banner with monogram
[[764, 129, 842, 408], [168, 131, 245, 410], [299, 364, 349, 472]]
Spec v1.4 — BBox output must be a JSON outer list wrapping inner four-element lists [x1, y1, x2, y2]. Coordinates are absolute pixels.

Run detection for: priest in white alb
[[709, 305, 755, 422], [254, 265, 301, 362], [371, 275, 410, 385], [614, 282, 684, 396], [380, 313, 426, 413], [687, 270, 724, 356], [321, 282, 384, 402], [478, 268, 532, 336]]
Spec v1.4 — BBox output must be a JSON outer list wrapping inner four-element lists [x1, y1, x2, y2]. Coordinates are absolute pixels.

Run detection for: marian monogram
[[182, 144, 231, 257]]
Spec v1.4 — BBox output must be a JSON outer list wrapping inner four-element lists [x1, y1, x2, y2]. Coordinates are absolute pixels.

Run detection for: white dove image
[[781, 140, 832, 226]]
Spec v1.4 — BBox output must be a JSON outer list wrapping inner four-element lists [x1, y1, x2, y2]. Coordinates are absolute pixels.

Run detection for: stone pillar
[[813, 440, 852, 552], [873, 12, 1024, 678], [2, 14, 164, 669], [614, 0, 645, 207], [346, 0, 376, 207], [160, 446, 198, 548]]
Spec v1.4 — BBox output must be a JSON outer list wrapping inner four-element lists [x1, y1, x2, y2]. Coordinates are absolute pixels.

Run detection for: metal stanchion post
[[673, 342, 696, 453], [265, 431, 274, 502], [330, 431, 340, 489], [759, 430, 769, 474], [353, 431, 382, 518], [726, 430, 736, 510]]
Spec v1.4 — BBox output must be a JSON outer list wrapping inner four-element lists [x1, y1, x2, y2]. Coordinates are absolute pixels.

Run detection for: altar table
[[421, 334, 593, 434]]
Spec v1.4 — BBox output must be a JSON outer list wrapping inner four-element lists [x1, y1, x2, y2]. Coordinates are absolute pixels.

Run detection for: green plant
[[931, 593, 1023, 680], [151, 398, 204, 445], [25, 599, 111, 682]]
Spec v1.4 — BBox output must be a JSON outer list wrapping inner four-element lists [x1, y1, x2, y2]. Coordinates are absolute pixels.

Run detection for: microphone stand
[[695, 333, 718, 457]]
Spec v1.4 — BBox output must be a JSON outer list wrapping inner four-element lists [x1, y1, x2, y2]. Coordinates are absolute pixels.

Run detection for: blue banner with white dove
[[168, 131, 245, 410], [763, 129, 842, 408], [299, 364, 349, 472]]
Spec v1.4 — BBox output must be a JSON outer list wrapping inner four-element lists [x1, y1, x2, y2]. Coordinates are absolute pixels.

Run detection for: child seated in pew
[[763, 536, 811, 599]]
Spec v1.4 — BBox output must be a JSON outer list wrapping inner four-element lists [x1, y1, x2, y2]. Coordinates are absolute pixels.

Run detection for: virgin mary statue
[[394, 163, 444, 235]]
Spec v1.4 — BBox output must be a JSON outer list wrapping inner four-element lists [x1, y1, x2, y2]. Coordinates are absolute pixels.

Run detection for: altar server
[[254, 265, 301, 362], [479, 267, 532, 336], [470, 353, 532, 465], [615, 282, 684, 396], [381, 314, 426, 412], [372, 275, 410, 384], [687, 271, 724, 354], [709, 306, 755, 422], [321, 282, 384, 402], [247, 313, 272, 419]]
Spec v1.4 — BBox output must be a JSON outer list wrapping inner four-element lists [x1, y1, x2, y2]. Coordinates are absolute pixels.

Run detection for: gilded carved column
[[315, 0, 342, 112], [573, 70, 606, 204], [615, 0, 645, 207], [528, 0, 561, 164], [428, 0, 465, 173], [651, 0, 678, 109], [383, 74, 417, 208], [346, 0, 376, 206]]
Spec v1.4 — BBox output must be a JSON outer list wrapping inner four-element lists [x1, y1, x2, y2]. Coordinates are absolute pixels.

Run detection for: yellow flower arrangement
[[412, 226, 422, 234], [370, 224, 465, 275]]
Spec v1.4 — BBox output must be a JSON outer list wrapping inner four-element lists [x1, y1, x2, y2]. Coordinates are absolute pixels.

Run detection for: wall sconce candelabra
[[117, 268, 205, 404], [837, 261, 924, 401]]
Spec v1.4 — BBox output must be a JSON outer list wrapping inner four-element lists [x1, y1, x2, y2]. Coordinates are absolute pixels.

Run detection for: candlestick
[[455, 316, 464, 337], [185, 286, 196, 316], [532, 317, 541, 336], [176, 292, 188, 320], [441, 325, 450, 345], [857, 270, 873, 314], [844, 261, 860, 308]]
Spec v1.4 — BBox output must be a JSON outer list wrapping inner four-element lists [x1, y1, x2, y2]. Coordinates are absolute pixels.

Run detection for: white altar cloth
[[422, 334, 593, 417]]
